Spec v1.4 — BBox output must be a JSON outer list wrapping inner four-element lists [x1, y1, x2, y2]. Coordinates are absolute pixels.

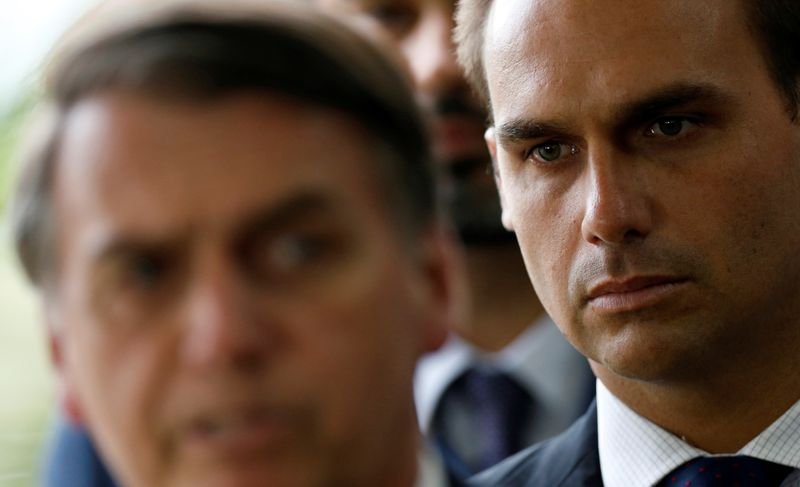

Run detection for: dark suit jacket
[[468, 401, 602, 487]]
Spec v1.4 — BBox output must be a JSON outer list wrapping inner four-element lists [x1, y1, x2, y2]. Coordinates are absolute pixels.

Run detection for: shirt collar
[[597, 380, 800, 487], [415, 440, 448, 487]]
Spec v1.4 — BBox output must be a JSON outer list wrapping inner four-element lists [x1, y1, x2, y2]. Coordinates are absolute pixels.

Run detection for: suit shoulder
[[468, 402, 600, 487], [467, 441, 552, 487]]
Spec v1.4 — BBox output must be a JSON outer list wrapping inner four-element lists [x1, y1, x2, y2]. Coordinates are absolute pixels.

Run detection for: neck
[[454, 243, 544, 352], [594, 335, 800, 453]]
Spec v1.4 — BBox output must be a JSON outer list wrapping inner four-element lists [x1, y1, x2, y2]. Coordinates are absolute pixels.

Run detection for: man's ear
[[484, 126, 514, 232], [46, 306, 85, 425], [415, 221, 469, 355]]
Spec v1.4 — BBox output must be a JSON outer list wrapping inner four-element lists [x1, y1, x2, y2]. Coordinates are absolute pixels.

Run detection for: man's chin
[[170, 462, 317, 487]]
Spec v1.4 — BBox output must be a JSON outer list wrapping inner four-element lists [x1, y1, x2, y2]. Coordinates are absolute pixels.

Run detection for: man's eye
[[367, 5, 417, 35], [125, 254, 168, 290], [271, 236, 321, 270], [248, 233, 334, 280], [646, 117, 696, 137], [526, 142, 577, 164]]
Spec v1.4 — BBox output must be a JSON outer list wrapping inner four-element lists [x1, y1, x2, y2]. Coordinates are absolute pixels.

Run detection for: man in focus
[[455, 0, 800, 485]]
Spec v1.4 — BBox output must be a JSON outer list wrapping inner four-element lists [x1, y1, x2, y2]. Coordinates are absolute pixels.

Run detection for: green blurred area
[[1, 94, 37, 211], [0, 96, 54, 487]]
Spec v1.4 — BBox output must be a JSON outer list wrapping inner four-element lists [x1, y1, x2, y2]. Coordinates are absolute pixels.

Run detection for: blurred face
[[50, 91, 451, 487], [319, 0, 508, 243], [484, 0, 800, 381]]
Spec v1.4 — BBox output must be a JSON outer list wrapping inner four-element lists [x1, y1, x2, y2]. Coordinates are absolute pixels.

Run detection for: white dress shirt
[[414, 315, 593, 449], [597, 380, 800, 487], [415, 441, 448, 487]]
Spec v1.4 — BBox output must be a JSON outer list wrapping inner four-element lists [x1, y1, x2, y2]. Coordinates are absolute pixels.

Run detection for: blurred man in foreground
[[317, 0, 594, 482], [455, 0, 800, 485], [13, 1, 464, 485]]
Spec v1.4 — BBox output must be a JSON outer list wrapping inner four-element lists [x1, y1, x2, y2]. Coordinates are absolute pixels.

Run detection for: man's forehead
[[485, 0, 735, 71], [484, 0, 751, 124], [486, 0, 737, 43], [54, 90, 379, 239]]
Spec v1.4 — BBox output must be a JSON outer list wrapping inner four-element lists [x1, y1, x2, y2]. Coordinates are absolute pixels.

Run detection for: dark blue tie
[[656, 456, 794, 486], [433, 367, 533, 483]]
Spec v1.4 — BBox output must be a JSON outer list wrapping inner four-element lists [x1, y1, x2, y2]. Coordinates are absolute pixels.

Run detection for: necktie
[[432, 367, 533, 482], [656, 456, 794, 487]]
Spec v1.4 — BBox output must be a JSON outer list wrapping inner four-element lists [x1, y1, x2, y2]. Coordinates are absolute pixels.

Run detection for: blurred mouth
[[587, 275, 690, 313], [181, 406, 294, 459]]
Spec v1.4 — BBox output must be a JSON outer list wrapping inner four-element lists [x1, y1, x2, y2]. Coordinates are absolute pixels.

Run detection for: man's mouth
[[587, 275, 690, 313], [181, 406, 295, 459]]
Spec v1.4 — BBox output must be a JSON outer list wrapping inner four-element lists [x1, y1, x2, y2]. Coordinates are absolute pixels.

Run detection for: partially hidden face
[[484, 0, 800, 381], [49, 91, 449, 487], [318, 0, 506, 241]]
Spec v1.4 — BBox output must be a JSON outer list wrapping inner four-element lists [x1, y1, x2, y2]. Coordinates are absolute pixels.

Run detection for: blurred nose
[[182, 253, 272, 371], [580, 147, 655, 246], [406, 6, 463, 95]]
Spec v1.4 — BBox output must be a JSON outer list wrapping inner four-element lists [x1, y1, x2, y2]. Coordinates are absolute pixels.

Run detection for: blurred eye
[[646, 117, 697, 137], [123, 252, 169, 291], [270, 235, 322, 272], [367, 4, 418, 36], [93, 249, 178, 323], [246, 231, 339, 283], [526, 142, 578, 164]]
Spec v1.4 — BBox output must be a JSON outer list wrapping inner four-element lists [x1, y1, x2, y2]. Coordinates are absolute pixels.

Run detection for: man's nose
[[406, 8, 463, 95], [181, 255, 276, 371], [580, 147, 655, 246]]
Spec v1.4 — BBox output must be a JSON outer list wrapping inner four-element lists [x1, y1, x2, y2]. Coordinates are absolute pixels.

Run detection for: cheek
[[700, 145, 800, 293], [502, 169, 582, 318], [64, 315, 175, 484], [285, 267, 419, 434]]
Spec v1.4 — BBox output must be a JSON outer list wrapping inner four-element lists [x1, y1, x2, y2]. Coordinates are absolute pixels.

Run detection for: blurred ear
[[485, 126, 514, 232], [46, 306, 85, 425], [415, 220, 469, 355]]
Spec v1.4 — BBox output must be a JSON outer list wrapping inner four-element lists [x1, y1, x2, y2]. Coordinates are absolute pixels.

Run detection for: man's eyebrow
[[494, 82, 735, 147], [336, 0, 375, 8], [495, 119, 572, 147], [234, 191, 340, 241], [613, 82, 735, 131], [93, 231, 183, 266], [92, 192, 338, 264]]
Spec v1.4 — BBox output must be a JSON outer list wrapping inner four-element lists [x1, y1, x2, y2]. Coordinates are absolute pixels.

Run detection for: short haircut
[[11, 0, 436, 287], [455, 0, 800, 119]]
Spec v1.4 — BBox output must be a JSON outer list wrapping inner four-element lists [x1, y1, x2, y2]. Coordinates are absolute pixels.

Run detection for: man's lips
[[180, 406, 295, 459], [587, 275, 690, 313]]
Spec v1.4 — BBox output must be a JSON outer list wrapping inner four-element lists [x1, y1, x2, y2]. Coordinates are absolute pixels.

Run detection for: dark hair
[[455, 0, 800, 118], [12, 1, 436, 286], [745, 0, 800, 119]]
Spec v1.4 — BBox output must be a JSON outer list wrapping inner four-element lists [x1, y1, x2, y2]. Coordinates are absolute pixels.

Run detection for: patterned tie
[[656, 456, 794, 487], [433, 367, 533, 482]]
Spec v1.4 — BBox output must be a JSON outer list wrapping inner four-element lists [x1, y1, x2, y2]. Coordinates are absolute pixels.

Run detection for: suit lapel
[[540, 401, 602, 487], [468, 402, 603, 487]]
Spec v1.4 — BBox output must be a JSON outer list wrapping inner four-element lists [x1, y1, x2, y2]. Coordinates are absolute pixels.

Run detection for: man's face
[[50, 91, 450, 487], [319, 0, 508, 243], [484, 0, 800, 381]]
